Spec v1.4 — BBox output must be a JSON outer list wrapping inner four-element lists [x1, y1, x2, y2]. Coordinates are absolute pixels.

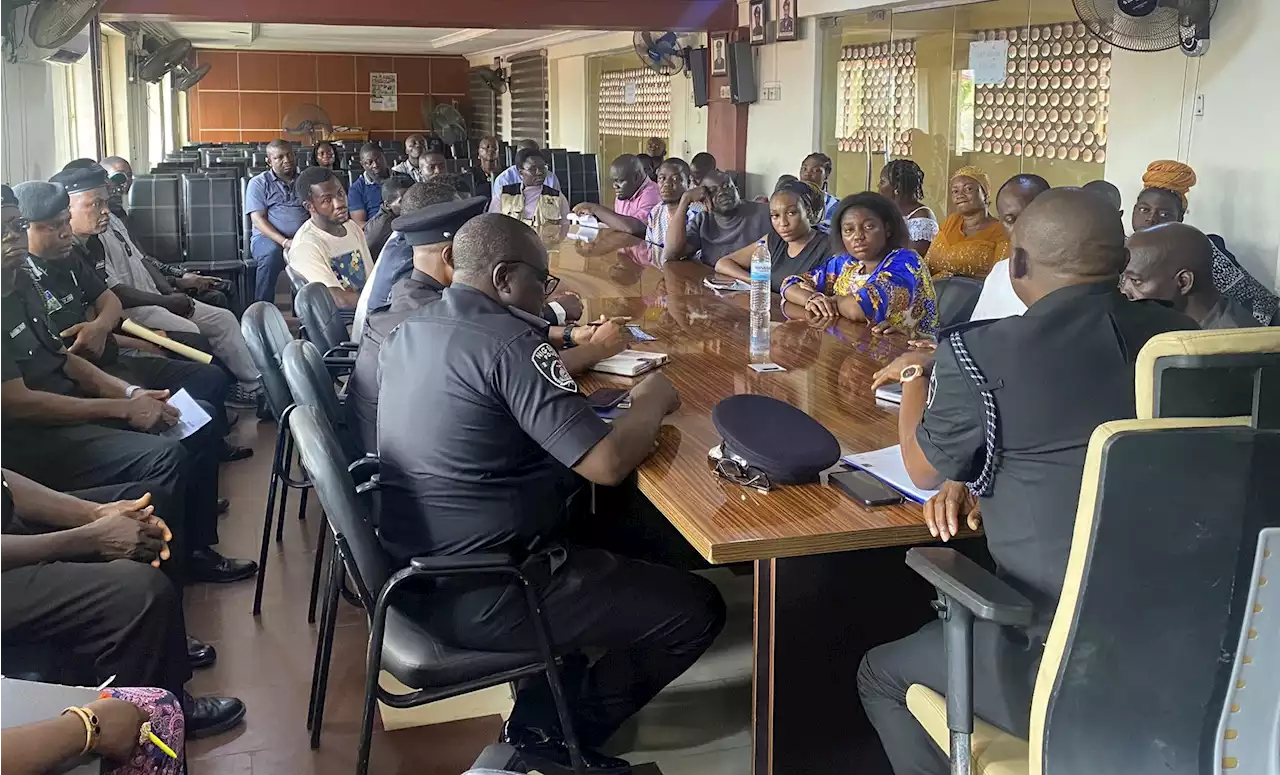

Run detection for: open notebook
[[589, 350, 670, 377], [842, 445, 939, 504]]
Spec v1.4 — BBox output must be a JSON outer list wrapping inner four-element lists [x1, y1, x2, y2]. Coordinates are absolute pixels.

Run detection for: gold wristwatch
[[900, 364, 925, 383]]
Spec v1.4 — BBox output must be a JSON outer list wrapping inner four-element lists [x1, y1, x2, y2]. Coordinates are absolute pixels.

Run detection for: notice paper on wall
[[969, 40, 1009, 85], [370, 72, 398, 111], [162, 389, 213, 441]]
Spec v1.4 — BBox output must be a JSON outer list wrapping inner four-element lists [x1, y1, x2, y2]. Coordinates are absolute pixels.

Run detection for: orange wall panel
[[188, 49, 471, 142], [316, 54, 356, 93], [278, 54, 318, 92], [237, 53, 280, 91]]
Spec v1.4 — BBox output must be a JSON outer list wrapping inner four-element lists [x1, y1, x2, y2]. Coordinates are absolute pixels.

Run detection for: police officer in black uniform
[[349, 193, 625, 453], [377, 213, 725, 770], [858, 189, 1198, 775], [1, 184, 256, 585]]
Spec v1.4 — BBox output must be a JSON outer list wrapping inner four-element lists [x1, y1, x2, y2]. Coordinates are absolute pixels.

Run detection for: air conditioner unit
[[43, 27, 90, 65]]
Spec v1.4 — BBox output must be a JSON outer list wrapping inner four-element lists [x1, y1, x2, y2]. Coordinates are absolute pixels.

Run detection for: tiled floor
[[187, 410, 756, 775]]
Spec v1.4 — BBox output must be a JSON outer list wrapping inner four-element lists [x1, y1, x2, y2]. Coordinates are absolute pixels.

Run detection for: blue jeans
[[251, 237, 286, 304]]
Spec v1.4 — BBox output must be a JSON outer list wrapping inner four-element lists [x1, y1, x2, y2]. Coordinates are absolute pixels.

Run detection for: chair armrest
[[906, 547, 1034, 627], [410, 553, 520, 573], [338, 309, 355, 325], [347, 454, 379, 478], [326, 342, 359, 355]]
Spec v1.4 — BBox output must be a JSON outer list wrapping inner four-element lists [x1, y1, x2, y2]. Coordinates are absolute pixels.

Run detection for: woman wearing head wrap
[[921, 166, 1008, 281], [879, 159, 938, 256], [713, 179, 832, 292], [1134, 160, 1276, 325]]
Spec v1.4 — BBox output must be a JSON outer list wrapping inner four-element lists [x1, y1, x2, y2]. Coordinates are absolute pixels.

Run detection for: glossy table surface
[[549, 229, 935, 564]]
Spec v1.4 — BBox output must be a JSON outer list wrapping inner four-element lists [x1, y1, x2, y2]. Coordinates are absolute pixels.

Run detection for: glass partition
[[821, 0, 1109, 215]]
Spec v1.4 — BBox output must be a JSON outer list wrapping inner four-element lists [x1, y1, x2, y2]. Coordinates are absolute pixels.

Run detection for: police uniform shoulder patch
[[531, 341, 577, 393]]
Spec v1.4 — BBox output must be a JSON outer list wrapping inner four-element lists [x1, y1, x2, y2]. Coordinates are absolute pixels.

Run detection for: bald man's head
[[1120, 222, 1215, 312], [610, 154, 646, 200], [995, 174, 1050, 236], [452, 213, 550, 314], [1009, 188, 1128, 304]]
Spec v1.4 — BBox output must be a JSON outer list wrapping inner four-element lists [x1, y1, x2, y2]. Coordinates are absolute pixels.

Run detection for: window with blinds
[[467, 68, 501, 138], [508, 52, 548, 146], [598, 67, 671, 139]]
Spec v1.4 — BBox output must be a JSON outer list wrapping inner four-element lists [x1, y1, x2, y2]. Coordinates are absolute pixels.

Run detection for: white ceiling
[[137, 22, 611, 58]]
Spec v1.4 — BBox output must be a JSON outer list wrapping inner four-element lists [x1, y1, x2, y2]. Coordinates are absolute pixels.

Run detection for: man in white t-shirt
[[969, 174, 1050, 321], [288, 166, 372, 309]]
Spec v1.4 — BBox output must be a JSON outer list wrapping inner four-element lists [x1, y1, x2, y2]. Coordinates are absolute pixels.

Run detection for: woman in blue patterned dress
[[780, 192, 938, 337]]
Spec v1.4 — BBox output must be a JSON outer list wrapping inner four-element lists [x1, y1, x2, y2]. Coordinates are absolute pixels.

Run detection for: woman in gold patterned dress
[[925, 166, 1009, 280], [780, 192, 938, 336]]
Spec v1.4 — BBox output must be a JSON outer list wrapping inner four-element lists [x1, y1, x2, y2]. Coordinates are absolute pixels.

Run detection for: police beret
[[49, 165, 108, 194], [13, 181, 70, 222], [1, 184, 17, 208], [712, 394, 840, 485], [392, 195, 487, 246]]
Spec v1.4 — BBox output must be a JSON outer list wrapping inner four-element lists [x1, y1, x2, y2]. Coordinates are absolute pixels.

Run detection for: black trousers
[[856, 620, 1041, 775], [411, 545, 726, 748], [107, 351, 230, 437], [1, 418, 221, 554]]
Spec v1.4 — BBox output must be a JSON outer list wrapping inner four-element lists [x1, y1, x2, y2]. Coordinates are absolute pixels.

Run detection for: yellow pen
[[146, 729, 177, 759]]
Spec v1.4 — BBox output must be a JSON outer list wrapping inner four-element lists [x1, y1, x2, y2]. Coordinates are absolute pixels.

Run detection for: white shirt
[[969, 258, 1027, 320]]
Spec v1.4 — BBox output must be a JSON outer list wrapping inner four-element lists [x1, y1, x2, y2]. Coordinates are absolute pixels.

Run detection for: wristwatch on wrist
[[125, 384, 143, 398], [900, 364, 925, 383], [562, 323, 578, 349]]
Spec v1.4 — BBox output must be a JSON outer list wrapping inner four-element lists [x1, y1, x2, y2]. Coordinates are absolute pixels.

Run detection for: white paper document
[[162, 388, 212, 440], [842, 445, 939, 504]]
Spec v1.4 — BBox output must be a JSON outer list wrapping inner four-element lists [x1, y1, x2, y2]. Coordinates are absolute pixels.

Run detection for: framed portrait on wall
[[749, 0, 767, 44], [777, 0, 798, 41], [710, 34, 729, 75]]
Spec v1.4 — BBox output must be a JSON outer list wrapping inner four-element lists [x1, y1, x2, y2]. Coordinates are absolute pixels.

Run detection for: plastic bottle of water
[[748, 238, 772, 363]]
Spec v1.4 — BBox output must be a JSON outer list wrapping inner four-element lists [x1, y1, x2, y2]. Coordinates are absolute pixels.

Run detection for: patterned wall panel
[[599, 67, 671, 139], [836, 41, 916, 156]]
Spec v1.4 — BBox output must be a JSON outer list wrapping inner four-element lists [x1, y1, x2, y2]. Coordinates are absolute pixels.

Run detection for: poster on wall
[[777, 0, 797, 41], [968, 40, 1009, 85], [370, 72, 398, 111], [749, 0, 766, 44], [623, 82, 637, 104], [710, 34, 728, 76]]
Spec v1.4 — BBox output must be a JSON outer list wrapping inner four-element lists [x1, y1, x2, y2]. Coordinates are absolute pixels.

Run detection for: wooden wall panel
[[188, 49, 469, 142]]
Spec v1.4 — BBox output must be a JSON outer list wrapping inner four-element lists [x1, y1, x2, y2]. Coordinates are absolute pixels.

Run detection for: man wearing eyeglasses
[[376, 213, 725, 773]]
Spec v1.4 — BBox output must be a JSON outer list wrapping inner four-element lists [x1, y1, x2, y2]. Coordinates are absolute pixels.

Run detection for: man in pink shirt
[[571, 154, 662, 238]]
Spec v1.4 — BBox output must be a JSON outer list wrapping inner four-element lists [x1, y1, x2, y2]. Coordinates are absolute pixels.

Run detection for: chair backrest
[[240, 301, 297, 420], [181, 173, 242, 269], [1135, 328, 1280, 427], [294, 281, 348, 354], [281, 339, 358, 461], [288, 405, 391, 605], [127, 175, 183, 261], [285, 265, 309, 297], [1030, 418, 1280, 774], [932, 276, 984, 329]]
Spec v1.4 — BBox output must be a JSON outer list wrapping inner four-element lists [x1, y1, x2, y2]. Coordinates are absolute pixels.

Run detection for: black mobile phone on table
[[829, 469, 904, 506], [586, 388, 630, 409]]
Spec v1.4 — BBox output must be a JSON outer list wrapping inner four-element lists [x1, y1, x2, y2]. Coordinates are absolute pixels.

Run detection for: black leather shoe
[[188, 548, 258, 584], [188, 636, 217, 669], [184, 693, 246, 739], [501, 722, 631, 772], [216, 497, 230, 516], [220, 442, 254, 462]]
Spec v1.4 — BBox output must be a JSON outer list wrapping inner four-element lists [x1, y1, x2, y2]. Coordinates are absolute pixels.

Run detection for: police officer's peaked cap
[[49, 165, 109, 195], [13, 181, 70, 222], [392, 195, 487, 246], [712, 394, 840, 484]]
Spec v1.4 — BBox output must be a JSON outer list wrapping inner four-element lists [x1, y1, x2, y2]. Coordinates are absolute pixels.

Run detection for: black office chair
[[240, 302, 311, 616], [285, 265, 309, 298], [1135, 328, 1280, 422], [933, 276, 984, 328], [294, 282, 359, 371], [287, 405, 590, 775]]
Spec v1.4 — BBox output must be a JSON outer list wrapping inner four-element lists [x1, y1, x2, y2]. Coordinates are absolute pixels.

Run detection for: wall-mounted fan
[[430, 102, 468, 146], [1072, 0, 1217, 56], [138, 37, 193, 82], [3, 0, 105, 58], [282, 103, 334, 145], [476, 66, 508, 95], [174, 62, 211, 91], [634, 31, 688, 76]]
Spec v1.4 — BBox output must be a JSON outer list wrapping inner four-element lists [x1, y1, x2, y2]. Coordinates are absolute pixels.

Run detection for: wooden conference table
[[548, 229, 960, 774]]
